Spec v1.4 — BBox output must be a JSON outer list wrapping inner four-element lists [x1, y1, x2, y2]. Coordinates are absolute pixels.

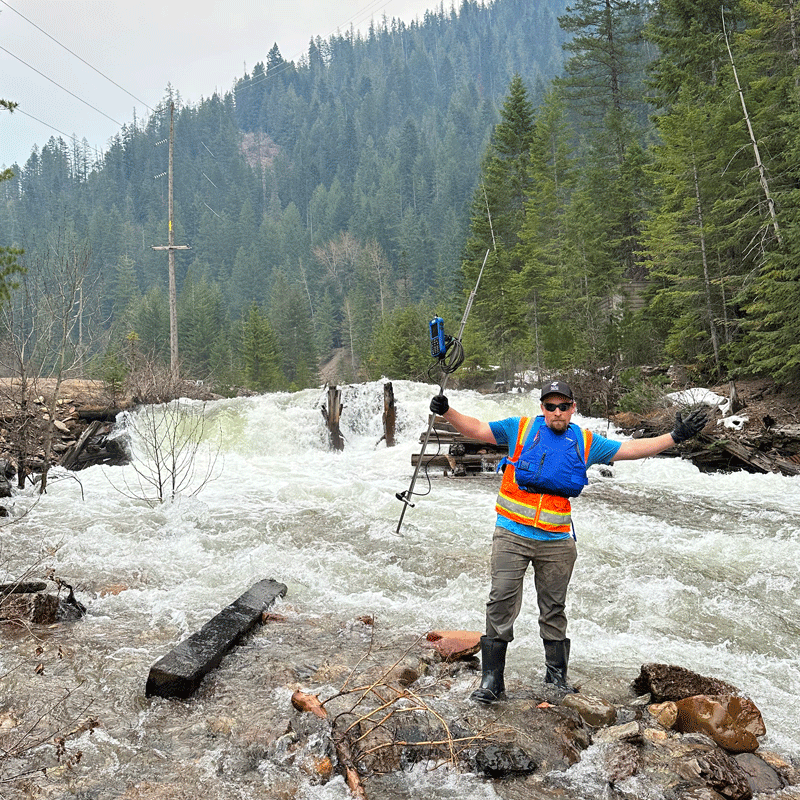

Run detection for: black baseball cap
[[540, 380, 574, 401]]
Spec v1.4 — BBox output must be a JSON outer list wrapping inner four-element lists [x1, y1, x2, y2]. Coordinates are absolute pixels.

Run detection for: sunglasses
[[543, 401, 573, 412]]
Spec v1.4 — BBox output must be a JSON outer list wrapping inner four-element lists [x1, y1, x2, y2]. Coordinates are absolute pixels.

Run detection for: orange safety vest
[[495, 416, 593, 534]]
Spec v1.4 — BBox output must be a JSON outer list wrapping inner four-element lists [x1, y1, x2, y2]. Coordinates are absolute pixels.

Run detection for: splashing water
[[1, 380, 797, 798]]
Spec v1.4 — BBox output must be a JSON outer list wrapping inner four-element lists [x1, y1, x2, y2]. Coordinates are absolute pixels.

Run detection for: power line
[[11, 108, 106, 161], [0, 43, 124, 127], [0, 0, 153, 111]]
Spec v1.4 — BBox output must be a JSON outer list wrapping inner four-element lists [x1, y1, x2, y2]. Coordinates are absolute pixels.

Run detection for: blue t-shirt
[[488, 415, 621, 541]]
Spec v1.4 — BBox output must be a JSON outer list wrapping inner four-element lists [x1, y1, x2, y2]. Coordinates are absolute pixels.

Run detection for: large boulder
[[674, 695, 765, 753], [633, 664, 740, 702]]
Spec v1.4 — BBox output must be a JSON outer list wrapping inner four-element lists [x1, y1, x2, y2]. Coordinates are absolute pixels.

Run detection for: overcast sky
[[1, 0, 439, 169]]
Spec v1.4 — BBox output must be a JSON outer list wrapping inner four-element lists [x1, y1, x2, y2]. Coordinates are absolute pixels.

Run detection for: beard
[[547, 418, 569, 433]]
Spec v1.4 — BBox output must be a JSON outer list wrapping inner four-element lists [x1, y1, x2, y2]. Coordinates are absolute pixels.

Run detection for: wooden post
[[383, 382, 396, 447], [152, 101, 191, 384], [321, 385, 344, 451]]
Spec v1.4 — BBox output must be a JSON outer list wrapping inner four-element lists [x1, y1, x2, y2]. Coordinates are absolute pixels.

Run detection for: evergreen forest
[[2, 0, 800, 395]]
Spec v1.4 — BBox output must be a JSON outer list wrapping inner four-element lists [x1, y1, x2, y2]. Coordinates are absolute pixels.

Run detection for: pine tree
[[240, 302, 283, 391], [462, 74, 537, 379], [269, 269, 317, 389], [0, 100, 24, 306]]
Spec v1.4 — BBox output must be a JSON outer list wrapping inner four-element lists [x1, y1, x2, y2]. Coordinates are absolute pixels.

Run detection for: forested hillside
[[1, 0, 800, 395]]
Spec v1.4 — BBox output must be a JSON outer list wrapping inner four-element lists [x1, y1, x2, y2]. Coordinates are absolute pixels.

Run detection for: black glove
[[671, 408, 708, 443], [430, 394, 449, 416]]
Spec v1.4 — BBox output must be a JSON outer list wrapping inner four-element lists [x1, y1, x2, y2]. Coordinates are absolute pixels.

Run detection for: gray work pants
[[485, 526, 577, 642]]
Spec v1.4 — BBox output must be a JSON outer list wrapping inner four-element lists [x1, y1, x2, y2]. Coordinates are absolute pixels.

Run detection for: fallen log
[[145, 578, 287, 699]]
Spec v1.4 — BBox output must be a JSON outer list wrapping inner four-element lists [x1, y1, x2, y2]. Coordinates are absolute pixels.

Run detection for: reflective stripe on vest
[[495, 417, 592, 533]]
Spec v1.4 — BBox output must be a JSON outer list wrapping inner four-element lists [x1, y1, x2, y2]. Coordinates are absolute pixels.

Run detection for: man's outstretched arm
[[430, 395, 497, 445], [612, 408, 708, 462]]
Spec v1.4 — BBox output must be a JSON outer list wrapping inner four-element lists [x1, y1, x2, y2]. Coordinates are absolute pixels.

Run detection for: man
[[429, 379, 707, 703]]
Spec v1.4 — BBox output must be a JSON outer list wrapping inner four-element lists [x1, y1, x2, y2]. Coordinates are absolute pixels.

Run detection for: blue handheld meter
[[429, 316, 447, 359]]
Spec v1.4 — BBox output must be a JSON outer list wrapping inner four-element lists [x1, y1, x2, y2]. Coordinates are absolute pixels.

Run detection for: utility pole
[[153, 101, 191, 383]]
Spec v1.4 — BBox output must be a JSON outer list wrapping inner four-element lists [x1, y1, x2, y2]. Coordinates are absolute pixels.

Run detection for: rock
[[667, 783, 727, 799], [643, 726, 670, 744], [673, 745, 753, 800], [387, 664, 420, 687], [757, 750, 800, 785], [509, 701, 593, 771], [423, 630, 481, 661], [633, 664, 740, 702], [734, 752, 784, 794], [560, 693, 617, 727], [593, 721, 642, 745], [650, 700, 679, 729], [602, 741, 640, 783], [674, 696, 761, 753], [473, 743, 538, 778], [0, 591, 60, 623], [300, 754, 334, 782]]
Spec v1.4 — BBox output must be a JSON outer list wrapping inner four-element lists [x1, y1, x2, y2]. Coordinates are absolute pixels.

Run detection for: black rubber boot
[[470, 636, 507, 704], [543, 638, 577, 695]]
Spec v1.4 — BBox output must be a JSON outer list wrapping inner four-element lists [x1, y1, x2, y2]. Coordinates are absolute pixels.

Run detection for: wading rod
[[395, 248, 490, 535]]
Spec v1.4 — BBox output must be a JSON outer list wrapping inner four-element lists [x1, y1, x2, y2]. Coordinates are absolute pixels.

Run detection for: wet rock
[[633, 664, 740, 702], [757, 750, 800, 786], [423, 630, 481, 661], [673, 745, 752, 800], [643, 726, 671, 745], [593, 721, 642, 745], [299, 754, 334, 782], [512, 701, 592, 771], [667, 782, 727, 799], [387, 663, 420, 687], [674, 696, 762, 753], [0, 590, 60, 623], [650, 700, 679, 729], [602, 741, 639, 783], [734, 752, 784, 794], [561, 693, 616, 727], [473, 743, 538, 778]]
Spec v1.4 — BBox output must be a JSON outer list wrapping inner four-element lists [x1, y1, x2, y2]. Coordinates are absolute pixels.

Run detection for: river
[[2, 380, 798, 799]]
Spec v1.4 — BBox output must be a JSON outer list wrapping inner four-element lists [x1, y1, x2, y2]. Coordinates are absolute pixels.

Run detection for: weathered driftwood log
[[687, 432, 800, 476], [383, 382, 396, 448], [59, 419, 128, 470], [321, 385, 344, 451], [145, 578, 287, 699]]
